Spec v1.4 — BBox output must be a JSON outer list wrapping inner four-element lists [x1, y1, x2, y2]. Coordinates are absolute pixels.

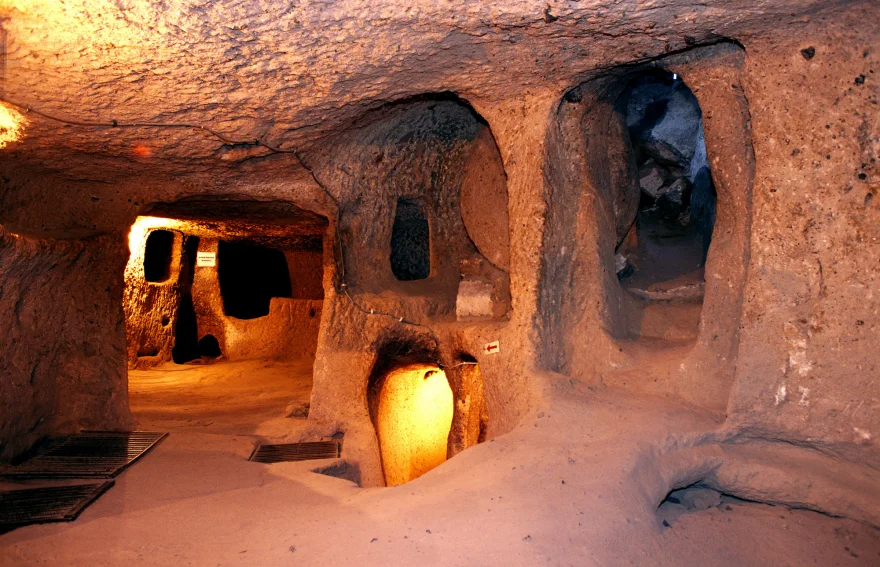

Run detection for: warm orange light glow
[[376, 363, 453, 486], [127, 216, 184, 255], [0, 103, 27, 149], [132, 144, 152, 159], [0, 0, 47, 13]]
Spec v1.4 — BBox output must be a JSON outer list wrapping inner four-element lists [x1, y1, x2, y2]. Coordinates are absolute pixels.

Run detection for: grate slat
[[0, 432, 167, 480], [249, 441, 340, 463], [0, 481, 114, 528]]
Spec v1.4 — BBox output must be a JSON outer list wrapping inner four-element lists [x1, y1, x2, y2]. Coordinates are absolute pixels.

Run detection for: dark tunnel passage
[[218, 241, 293, 320], [615, 70, 717, 298]]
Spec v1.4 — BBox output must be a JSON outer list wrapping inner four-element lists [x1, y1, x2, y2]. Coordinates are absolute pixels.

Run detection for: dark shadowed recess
[[218, 240, 292, 319], [616, 70, 717, 291], [172, 293, 199, 363], [143, 230, 174, 283], [198, 334, 221, 358], [390, 198, 430, 281], [171, 237, 200, 364]]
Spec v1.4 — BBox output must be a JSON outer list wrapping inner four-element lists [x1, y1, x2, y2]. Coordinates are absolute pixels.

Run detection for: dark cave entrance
[[123, 200, 329, 428], [198, 334, 222, 358], [541, 43, 754, 407], [218, 240, 293, 320], [172, 292, 199, 364], [615, 70, 717, 303], [539, 61, 737, 372], [171, 235, 200, 364]]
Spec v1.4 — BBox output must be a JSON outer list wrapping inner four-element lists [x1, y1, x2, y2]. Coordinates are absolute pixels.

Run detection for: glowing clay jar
[[376, 364, 454, 486]]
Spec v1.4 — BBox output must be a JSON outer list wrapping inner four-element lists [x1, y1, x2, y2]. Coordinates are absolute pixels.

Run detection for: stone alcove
[[539, 43, 755, 408]]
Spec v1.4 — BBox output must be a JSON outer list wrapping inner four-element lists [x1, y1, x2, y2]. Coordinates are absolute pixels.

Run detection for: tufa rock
[[285, 401, 310, 419]]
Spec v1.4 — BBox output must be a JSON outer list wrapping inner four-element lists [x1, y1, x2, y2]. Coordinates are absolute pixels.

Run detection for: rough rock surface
[[642, 87, 705, 167], [639, 161, 667, 198], [725, 14, 880, 468], [0, 0, 876, 529], [0, 227, 132, 460]]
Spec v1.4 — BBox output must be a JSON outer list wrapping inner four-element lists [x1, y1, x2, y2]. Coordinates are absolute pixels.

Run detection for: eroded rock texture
[[0, 227, 131, 459], [123, 207, 326, 368], [0, 0, 877, 518]]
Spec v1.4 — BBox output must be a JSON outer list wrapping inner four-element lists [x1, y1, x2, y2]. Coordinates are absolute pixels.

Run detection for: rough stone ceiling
[[147, 197, 328, 231], [0, 0, 847, 182], [143, 197, 329, 247]]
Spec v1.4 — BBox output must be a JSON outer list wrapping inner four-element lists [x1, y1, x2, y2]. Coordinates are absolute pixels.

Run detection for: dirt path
[[2, 382, 877, 566]]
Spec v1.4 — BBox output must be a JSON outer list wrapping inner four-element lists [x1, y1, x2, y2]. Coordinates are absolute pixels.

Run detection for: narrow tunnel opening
[[390, 198, 430, 281], [170, 236, 199, 364], [143, 229, 174, 283], [123, 203, 328, 432], [218, 241, 292, 320], [198, 334, 221, 358], [171, 293, 199, 364], [615, 70, 717, 303]]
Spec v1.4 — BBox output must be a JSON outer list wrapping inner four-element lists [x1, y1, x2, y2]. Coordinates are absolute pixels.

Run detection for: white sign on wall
[[484, 340, 500, 355], [196, 251, 216, 267]]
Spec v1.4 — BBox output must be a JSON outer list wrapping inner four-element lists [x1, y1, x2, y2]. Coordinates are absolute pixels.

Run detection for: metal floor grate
[[0, 431, 167, 480], [249, 441, 340, 463], [0, 481, 114, 529]]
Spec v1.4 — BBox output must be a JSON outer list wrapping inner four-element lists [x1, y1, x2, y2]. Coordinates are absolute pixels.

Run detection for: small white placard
[[196, 251, 216, 267], [484, 340, 500, 355]]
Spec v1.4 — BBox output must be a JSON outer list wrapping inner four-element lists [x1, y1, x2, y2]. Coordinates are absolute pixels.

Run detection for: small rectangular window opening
[[390, 198, 431, 281], [143, 230, 175, 283], [218, 241, 293, 320]]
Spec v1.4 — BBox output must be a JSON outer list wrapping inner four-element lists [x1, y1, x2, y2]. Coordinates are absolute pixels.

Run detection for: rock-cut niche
[[331, 94, 511, 322], [615, 70, 717, 311], [143, 229, 174, 283], [390, 198, 431, 281], [218, 240, 293, 320]]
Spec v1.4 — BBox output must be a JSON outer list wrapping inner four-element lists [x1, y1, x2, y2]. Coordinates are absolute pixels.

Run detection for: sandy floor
[[1, 361, 878, 566], [127, 358, 314, 439]]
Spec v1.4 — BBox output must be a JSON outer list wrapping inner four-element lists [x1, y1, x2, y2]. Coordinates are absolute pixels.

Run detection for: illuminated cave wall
[[302, 97, 514, 487], [0, 226, 132, 460], [374, 363, 454, 486], [124, 216, 324, 368]]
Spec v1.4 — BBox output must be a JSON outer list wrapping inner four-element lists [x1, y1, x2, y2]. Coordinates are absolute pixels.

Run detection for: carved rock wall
[[0, 226, 132, 460], [0, 0, 876, 511]]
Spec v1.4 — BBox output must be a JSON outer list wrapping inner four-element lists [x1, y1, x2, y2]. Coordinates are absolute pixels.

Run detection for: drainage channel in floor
[[248, 440, 341, 463], [0, 431, 168, 480], [0, 481, 115, 533], [0, 431, 167, 533]]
